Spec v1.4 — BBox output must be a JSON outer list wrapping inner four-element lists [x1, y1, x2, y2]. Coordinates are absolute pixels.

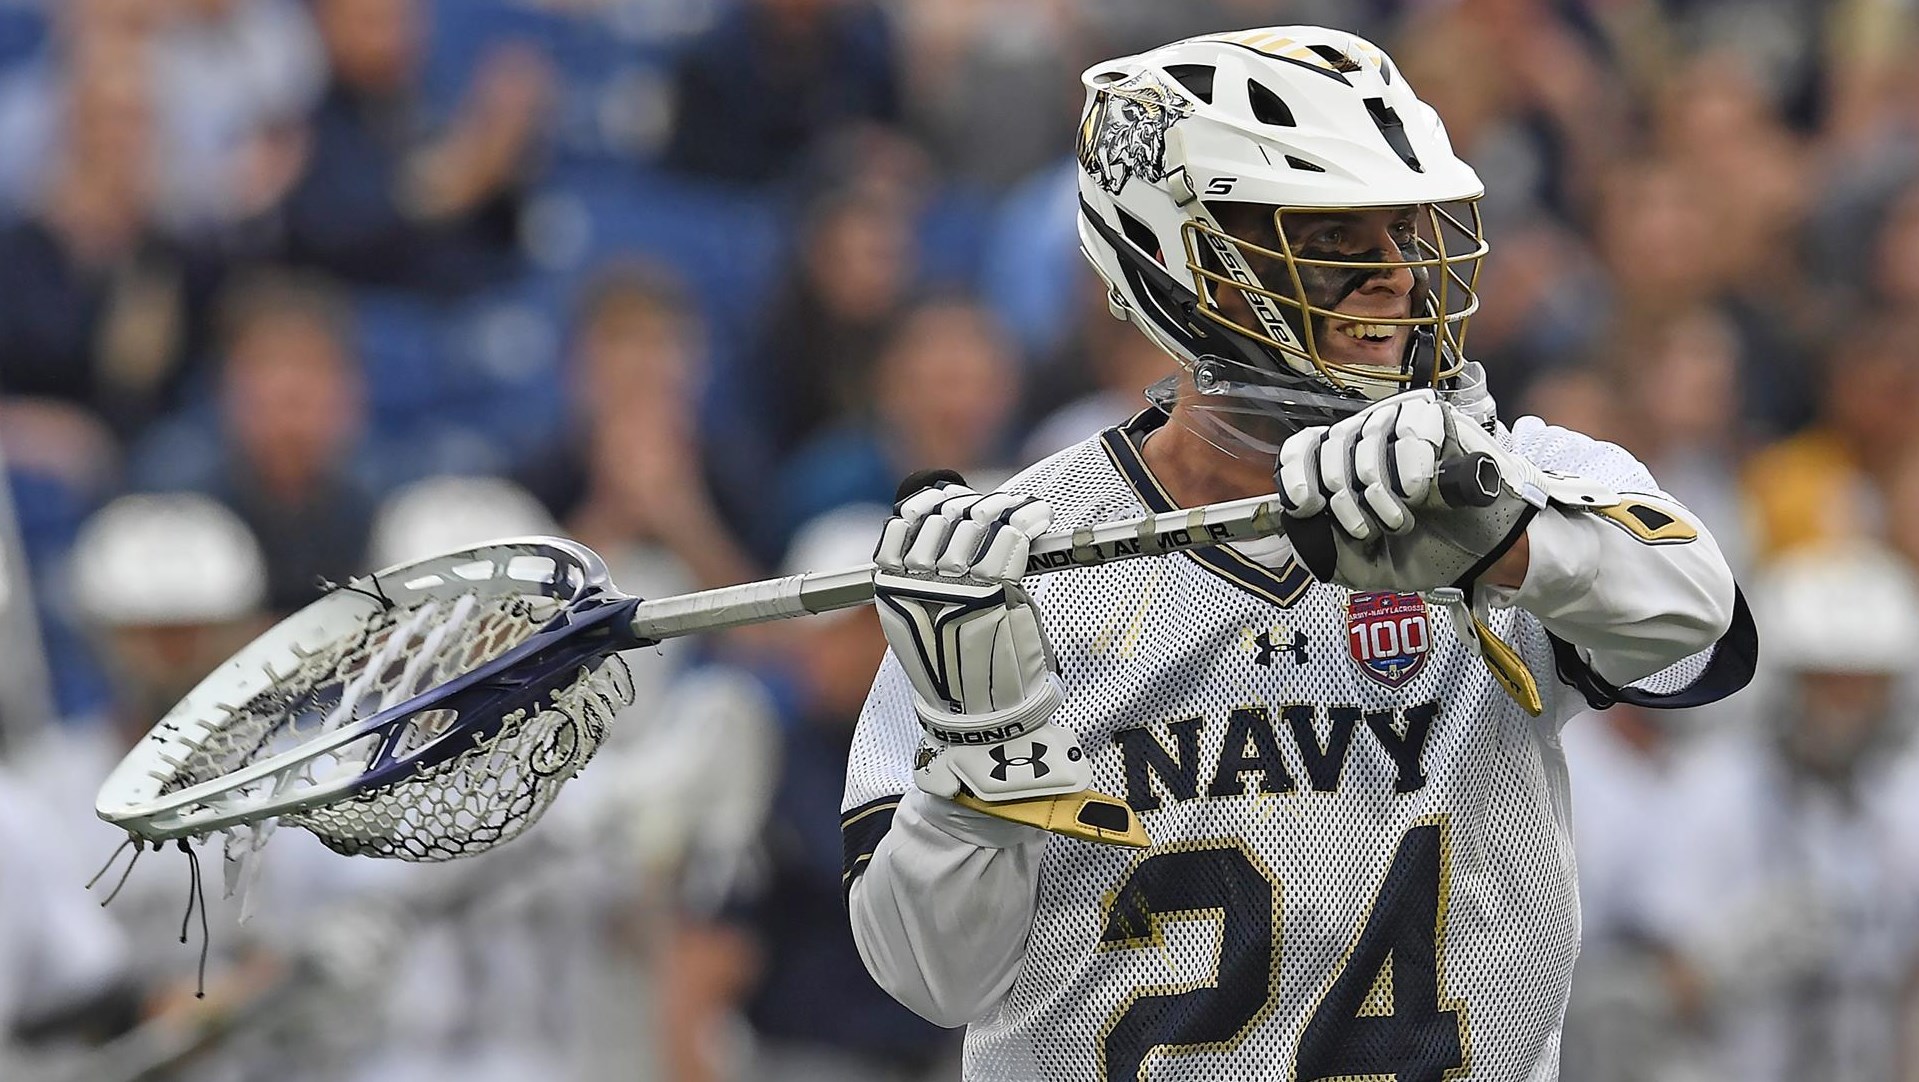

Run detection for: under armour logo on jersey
[[989, 743, 1051, 781], [1241, 625, 1309, 667]]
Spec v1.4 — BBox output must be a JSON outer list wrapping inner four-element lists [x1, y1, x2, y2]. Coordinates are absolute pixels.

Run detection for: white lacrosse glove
[[872, 480, 1094, 805], [1276, 389, 1615, 594]]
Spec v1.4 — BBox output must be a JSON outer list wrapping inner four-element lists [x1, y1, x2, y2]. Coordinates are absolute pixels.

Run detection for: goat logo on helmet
[[1078, 72, 1191, 195]]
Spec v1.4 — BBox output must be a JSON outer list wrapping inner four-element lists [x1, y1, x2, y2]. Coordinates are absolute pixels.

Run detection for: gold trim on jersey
[[1100, 410, 1314, 608], [840, 799, 900, 831], [1093, 563, 1168, 660], [840, 796, 903, 895], [1358, 952, 1395, 1016], [1591, 499, 1700, 545]]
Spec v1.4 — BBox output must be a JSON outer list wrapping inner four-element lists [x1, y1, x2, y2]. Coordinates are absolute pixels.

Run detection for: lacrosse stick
[[95, 456, 1498, 865]]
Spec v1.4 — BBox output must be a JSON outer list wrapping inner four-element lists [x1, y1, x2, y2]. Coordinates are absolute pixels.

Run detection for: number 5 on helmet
[[873, 478, 1150, 848]]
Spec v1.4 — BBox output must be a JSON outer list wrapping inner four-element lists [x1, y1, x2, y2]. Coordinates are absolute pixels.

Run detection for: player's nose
[[1356, 221, 1416, 298]]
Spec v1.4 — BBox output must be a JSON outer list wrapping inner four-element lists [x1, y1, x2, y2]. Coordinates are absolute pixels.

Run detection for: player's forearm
[[847, 789, 1045, 1028], [1502, 501, 1736, 684]]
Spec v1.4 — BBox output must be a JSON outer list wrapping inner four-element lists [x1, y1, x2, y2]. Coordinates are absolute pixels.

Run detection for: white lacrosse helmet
[[71, 492, 267, 627], [1756, 543, 1919, 675], [1076, 26, 1489, 453], [367, 474, 559, 570]]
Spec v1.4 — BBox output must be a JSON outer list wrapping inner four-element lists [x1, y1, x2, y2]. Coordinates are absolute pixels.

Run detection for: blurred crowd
[[2, 0, 1919, 1079]]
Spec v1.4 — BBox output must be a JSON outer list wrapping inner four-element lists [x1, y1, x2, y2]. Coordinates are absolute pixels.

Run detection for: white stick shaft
[[627, 493, 1288, 642]]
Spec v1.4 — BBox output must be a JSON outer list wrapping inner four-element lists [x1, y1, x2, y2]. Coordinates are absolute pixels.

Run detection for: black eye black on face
[[1289, 207, 1419, 258]]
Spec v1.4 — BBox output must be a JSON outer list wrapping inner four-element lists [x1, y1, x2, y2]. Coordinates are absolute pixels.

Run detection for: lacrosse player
[[842, 26, 1756, 1081]]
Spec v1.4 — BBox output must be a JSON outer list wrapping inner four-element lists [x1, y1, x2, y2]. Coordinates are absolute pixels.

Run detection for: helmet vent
[[1364, 97, 1423, 172], [1090, 69, 1128, 86], [1306, 44, 1362, 73], [1163, 64, 1215, 104], [1284, 155, 1325, 173], [1246, 80, 1296, 127], [1115, 206, 1163, 265]]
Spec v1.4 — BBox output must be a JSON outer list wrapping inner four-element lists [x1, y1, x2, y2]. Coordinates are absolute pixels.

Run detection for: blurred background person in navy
[[262, 0, 551, 295], [147, 272, 379, 615], [662, 0, 898, 186]]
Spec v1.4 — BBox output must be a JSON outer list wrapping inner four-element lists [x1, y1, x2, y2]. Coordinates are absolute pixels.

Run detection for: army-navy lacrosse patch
[[1346, 591, 1432, 688]]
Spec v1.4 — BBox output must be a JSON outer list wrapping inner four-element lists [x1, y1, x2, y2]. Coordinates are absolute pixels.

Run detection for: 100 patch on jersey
[[1346, 591, 1432, 688]]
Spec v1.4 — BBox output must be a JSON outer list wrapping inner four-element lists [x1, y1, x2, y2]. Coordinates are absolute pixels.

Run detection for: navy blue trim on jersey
[[841, 794, 901, 905], [1100, 409, 1315, 608], [1547, 585, 1758, 710]]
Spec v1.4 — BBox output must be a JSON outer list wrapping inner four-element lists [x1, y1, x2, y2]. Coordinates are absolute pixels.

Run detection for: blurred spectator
[[1615, 308, 1755, 572], [894, 0, 1084, 191], [1392, 0, 1627, 227], [265, 0, 551, 295], [1867, 178, 1919, 313], [663, 0, 900, 185], [979, 161, 1084, 364], [1517, 365, 1634, 450], [1653, 0, 1829, 128], [1463, 219, 1609, 408], [1590, 162, 1725, 337], [1560, 704, 1716, 1082], [1654, 543, 1919, 1082], [152, 0, 326, 232], [519, 262, 772, 584], [0, 0, 322, 234], [1743, 314, 1919, 562], [1652, 52, 1822, 437], [200, 272, 377, 613], [659, 506, 960, 1082], [780, 297, 1019, 542], [0, 35, 224, 439], [739, 187, 917, 460], [1020, 287, 1174, 463], [1804, 52, 1919, 306]]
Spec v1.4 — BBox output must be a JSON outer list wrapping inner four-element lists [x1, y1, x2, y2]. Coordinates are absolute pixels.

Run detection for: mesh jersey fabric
[[845, 407, 1715, 1082]]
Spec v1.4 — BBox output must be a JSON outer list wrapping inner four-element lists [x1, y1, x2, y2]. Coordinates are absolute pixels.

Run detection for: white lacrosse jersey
[[843, 408, 1751, 1082]]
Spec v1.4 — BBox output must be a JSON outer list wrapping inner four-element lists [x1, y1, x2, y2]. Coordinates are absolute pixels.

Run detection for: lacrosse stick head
[[96, 536, 649, 861]]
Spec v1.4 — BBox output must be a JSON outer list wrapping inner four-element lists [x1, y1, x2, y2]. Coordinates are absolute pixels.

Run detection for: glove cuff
[[1449, 503, 1538, 593], [914, 672, 1066, 746]]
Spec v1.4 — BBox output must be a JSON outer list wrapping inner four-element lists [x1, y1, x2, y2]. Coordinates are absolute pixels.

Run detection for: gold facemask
[[1180, 200, 1488, 395]]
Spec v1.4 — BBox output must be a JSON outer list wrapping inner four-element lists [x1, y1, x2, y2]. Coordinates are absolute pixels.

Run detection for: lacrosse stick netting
[[96, 538, 645, 861]]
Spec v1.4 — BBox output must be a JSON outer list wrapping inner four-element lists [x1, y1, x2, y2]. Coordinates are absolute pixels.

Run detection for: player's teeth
[[1340, 323, 1393, 340]]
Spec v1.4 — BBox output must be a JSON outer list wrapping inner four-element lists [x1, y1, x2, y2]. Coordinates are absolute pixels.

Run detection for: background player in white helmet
[[843, 25, 1755, 1081], [17, 492, 382, 1081], [1648, 544, 1919, 1082]]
